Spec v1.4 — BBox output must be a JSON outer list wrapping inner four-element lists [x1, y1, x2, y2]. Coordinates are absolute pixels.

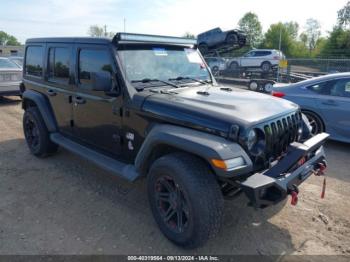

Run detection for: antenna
[[123, 18, 127, 84]]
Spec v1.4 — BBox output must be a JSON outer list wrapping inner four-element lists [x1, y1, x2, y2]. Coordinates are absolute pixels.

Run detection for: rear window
[[0, 58, 20, 69], [25, 46, 44, 77], [48, 47, 70, 83]]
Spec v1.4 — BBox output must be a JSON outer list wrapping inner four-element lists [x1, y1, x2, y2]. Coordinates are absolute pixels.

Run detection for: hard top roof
[[26, 33, 197, 46], [26, 37, 112, 44]]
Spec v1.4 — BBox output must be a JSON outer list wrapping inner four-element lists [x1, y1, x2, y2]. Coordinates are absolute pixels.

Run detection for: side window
[[307, 81, 330, 94], [25, 46, 44, 77], [78, 49, 112, 90], [48, 47, 70, 83], [245, 52, 254, 57], [330, 78, 350, 98], [255, 51, 271, 57]]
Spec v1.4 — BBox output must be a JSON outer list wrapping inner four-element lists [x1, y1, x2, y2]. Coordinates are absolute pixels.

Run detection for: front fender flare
[[134, 124, 253, 178]]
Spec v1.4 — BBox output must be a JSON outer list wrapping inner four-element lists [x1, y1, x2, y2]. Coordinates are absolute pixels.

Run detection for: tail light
[[273, 56, 279, 60], [272, 91, 285, 98]]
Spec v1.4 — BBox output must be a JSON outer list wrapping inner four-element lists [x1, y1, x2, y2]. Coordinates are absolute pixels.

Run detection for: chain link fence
[[204, 56, 350, 83], [287, 58, 350, 75]]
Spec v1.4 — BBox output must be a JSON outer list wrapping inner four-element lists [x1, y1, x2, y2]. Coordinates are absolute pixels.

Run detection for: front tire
[[261, 61, 271, 72], [249, 80, 259, 91], [229, 61, 239, 71], [302, 111, 324, 135], [147, 153, 224, 248], [198, 44, 208, 55], [226, 33, 238, 45], [212, 66, 219, 76], [23, 107, 58, 157], [263, 82, 274, 93]]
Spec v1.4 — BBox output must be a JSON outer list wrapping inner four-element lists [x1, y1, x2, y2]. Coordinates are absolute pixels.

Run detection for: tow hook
[[313, 160, 327, 176], [313, 160, 327, 199], [289, 184, 299, 206]]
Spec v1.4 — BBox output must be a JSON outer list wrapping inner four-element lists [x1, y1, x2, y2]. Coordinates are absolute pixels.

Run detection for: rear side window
[[307, 81, 329, 94], [25, 46, 44, 77], [48, 47, 70, 83], [78, 49, 112, 89], [254, 51, 271, 57]]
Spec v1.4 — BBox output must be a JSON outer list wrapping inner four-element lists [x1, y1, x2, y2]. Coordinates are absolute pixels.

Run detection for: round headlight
[[247, 129, 258, 150]]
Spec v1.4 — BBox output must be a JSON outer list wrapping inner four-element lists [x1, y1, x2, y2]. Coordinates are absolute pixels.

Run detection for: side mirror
[[90, 72, 112, 92], [105, 87, 120, 97]]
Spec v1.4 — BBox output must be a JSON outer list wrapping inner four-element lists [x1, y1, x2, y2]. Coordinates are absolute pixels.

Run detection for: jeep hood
[[141, 85, 299, 132]]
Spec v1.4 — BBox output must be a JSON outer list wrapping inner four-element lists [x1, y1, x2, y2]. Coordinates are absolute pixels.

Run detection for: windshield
[[118, 46, 211, 85], [0, 58, 20, 69], [10, 58, 23, 67]]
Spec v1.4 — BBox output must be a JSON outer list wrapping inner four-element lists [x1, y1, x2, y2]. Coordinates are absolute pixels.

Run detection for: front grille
[[0, 72, 22, 82], [263, 111, 302, 161]]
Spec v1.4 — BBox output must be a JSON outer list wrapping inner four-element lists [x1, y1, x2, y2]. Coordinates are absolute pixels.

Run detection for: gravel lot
[[0, 96, 350, 256]]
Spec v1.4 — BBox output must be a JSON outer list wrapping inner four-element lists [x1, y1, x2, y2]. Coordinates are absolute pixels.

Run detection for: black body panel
[[21, 33, 329, 208]]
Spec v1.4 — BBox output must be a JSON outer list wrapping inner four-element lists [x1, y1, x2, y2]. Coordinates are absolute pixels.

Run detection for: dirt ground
[[0, 96, 350, 256]]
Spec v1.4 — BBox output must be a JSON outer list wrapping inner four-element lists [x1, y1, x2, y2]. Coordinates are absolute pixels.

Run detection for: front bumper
[[240, 133, 329, 208], [0, 81, 21, 95]]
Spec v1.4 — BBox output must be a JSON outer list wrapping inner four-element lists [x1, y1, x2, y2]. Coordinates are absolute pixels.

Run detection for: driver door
[[316, 78, 350, 139], [72, 44, 123, 157], [240, 51, 255, 67]]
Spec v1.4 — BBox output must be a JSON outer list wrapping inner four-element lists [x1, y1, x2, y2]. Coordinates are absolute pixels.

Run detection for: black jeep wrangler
[[21, 33, 328, 248]]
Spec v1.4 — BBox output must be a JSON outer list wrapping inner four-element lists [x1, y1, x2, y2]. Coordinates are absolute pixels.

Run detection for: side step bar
[[50, 133, 139, 182]]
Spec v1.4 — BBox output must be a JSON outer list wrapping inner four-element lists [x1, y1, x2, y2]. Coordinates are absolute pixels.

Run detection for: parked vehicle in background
[[205, 57, 227, 75], [197, 27, 246, 54], [272, 73, 350, 143], [21, 33, 328, 249], [8, 56, 24, 68], [228, 49, 285, 72], [0, 57, 22, 97]]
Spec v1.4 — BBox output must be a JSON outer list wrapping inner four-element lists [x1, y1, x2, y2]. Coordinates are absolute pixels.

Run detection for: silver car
[[0, 57, 22, 97], [8, 56, 24, 68], [272, 73, 350, 143], [205, 57, 227, 75], [228, 49, 285, 72]]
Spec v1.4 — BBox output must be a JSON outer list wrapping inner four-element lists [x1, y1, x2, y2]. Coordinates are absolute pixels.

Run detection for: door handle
[[322, 99, 337, 106], [73, 96, 86, 105], [47, 89, 57, 97]]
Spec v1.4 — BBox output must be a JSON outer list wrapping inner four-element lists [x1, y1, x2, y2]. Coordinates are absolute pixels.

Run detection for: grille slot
[[263, 112, 302, 160]]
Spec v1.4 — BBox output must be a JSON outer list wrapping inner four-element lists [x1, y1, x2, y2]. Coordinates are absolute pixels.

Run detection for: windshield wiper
[[131, 78, 180, 89], [168, 76, 210, 85]]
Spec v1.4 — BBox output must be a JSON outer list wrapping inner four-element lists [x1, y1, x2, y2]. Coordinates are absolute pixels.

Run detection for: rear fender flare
[[22, 90, 58, 132]]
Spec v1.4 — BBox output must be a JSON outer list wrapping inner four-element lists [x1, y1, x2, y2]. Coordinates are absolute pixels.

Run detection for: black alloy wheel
[[155, 175, 190, 234], [24, 113, 40, 152]]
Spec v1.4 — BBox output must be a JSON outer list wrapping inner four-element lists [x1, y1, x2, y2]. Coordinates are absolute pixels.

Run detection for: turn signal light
[[211, 157, 246, 171], [211, 159, 227, 170]]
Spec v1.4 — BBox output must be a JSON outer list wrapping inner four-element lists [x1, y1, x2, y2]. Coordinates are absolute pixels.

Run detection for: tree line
[[2, 1, 349, 59], [234, 1, 350, 59], [188, 1, 350, 59], [0, 31, 20, 46]]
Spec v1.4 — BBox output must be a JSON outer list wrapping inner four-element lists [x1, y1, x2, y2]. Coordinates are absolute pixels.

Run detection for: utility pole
[[277, 25, 282, 82], [278, 26, 282, 51], [123, 18, 126, 32]]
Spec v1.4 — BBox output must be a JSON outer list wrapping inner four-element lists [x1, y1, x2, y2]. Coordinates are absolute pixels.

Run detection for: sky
[[0, 0, 348, 44]]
